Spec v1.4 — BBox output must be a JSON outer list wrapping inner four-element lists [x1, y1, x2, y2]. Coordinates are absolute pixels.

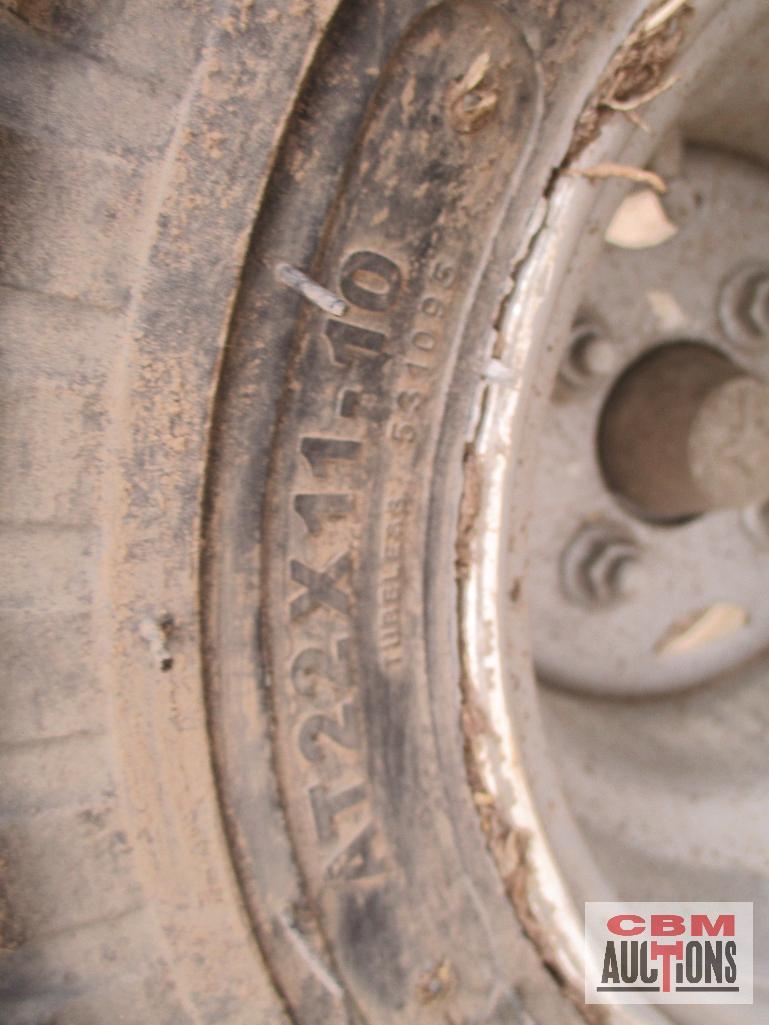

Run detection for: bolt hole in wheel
[[461, 3, 769, 1023]]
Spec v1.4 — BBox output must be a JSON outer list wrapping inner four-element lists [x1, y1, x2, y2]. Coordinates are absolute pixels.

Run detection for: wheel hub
[[529, 147, 769, 698], [599, 340, 769, 521]]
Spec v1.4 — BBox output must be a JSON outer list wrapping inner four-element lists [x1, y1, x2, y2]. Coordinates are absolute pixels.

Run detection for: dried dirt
[[567, 0, 692, 161]]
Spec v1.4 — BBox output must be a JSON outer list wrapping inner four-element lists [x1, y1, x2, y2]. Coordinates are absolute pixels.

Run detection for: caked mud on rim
[[459, 1, 769, 1023]]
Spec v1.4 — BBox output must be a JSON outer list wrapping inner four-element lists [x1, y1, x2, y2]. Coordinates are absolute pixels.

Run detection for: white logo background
[[585, 901, 753, 1005]]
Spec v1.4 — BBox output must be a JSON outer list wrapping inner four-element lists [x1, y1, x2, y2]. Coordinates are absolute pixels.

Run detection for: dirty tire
[[0, 2, 663, 1024]]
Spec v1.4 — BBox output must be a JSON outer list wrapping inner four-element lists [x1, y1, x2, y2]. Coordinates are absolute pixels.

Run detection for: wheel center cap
[[599, 340, 769, 522]]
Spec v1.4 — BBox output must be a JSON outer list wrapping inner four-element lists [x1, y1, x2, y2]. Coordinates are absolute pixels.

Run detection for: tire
[[0, 2, 749, 1024]]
